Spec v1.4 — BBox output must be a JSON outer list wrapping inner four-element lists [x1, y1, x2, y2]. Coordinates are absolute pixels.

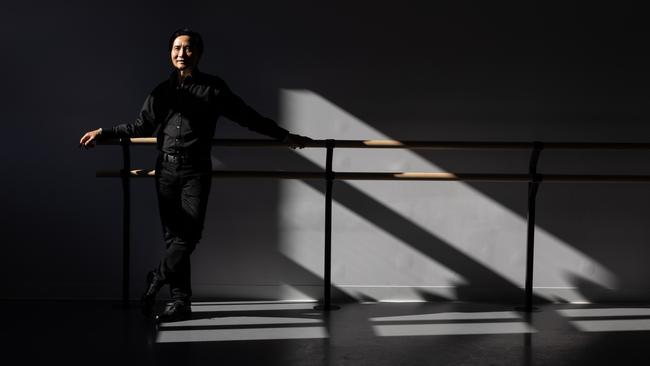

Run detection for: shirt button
[[176, 126, 180, 129]]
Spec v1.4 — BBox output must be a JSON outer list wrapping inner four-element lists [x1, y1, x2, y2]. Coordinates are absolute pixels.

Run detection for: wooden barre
[[95, 170, 650, 182], [96, 170, 325, 179], [96, 138, 650, 150]]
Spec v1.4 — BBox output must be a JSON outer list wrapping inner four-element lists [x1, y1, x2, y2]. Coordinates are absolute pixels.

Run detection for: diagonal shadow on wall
[[277, 89, 624, 303], [278, 153, 547, 304]]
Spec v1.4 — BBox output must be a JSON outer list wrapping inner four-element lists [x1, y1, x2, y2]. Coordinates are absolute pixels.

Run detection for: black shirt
[[100, 70, 289, 157]]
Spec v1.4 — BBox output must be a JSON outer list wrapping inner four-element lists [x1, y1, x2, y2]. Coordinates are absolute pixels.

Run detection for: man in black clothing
[[80, 28, 311, 322]]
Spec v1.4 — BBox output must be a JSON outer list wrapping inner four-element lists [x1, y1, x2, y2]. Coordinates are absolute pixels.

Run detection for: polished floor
[[3, 300, 650, 365]]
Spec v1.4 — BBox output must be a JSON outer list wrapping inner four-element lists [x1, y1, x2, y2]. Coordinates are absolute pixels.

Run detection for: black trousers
[[154, 154, 212, 301]]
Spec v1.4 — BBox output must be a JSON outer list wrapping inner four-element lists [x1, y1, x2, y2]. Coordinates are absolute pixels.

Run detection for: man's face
[[171, 35, 199, 71]]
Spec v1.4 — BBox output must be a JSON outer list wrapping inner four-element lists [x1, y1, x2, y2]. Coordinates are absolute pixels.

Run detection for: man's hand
[[284, 133, 313, 149], [79, 128, 102, 149]]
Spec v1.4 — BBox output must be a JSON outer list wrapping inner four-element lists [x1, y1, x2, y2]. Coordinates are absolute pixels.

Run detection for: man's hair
[[169, 28, 204, 57]]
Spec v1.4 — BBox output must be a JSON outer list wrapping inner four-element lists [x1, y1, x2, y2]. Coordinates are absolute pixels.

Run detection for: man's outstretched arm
[[220, 85, 312, 149], [79, 91, 159, 149]]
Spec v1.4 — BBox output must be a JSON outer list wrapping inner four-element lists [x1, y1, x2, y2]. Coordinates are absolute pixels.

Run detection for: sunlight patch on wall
[[279, 179, 466, 300], [278, 89, 617, 302]]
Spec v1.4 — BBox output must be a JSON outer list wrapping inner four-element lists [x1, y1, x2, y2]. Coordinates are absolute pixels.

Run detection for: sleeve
[[220, 83, 289, 141], [99, 92, 159, 139]]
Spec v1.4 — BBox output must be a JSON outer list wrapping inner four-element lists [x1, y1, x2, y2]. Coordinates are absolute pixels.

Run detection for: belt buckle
[[165, 153, 182, 164]]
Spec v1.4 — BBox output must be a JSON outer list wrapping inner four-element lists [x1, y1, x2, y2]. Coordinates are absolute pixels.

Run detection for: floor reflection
[[5, 300, 650, 365]]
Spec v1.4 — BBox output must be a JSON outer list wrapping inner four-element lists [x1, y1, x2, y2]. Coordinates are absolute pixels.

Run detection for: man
[[80, 28, 311, 322]]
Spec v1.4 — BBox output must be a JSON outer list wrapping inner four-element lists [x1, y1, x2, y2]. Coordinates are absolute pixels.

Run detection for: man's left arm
[[220, 86, 312, 149]]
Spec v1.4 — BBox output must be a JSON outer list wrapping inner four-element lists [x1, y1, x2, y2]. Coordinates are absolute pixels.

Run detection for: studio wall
[[3, 1, 650, 303]]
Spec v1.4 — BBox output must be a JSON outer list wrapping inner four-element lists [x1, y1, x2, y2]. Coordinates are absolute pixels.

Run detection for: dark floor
[[3, 300, 650, 366]]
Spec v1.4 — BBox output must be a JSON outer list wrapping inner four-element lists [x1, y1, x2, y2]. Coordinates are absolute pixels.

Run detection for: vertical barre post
[[523, 142, 543, 312], [120, 138, 131, 307], [315, 139, 339, 310]]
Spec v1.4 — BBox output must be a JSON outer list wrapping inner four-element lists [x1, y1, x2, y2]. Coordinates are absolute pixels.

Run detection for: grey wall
[[2, 1, 650, 303]]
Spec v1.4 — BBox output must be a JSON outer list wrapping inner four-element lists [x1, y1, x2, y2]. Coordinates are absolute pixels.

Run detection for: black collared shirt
[[101, 70, 289, 157]]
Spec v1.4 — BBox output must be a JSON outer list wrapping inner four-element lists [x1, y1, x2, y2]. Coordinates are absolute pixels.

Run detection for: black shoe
[[141, 271, 163, 316], [155, 300, 192, 323]]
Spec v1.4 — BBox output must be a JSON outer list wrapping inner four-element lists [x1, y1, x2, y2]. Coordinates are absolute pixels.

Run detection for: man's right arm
[[79, 92, 159, 149], [100, 93, 159, 139]]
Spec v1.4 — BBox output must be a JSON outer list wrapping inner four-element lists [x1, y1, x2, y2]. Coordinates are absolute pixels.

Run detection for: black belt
[[161, 153, 189, 164]]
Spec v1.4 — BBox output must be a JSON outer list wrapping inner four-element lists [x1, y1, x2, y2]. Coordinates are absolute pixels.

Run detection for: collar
[[170, 68, 201, 87]]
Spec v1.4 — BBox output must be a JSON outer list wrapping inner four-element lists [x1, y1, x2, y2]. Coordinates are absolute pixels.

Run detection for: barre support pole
[[522, 142, 543, 312], [315, 139, 340, 310], [120, 138, 131, 307]]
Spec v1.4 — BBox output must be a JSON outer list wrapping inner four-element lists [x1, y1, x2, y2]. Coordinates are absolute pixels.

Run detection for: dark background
[[3, 0, 650, 302]]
